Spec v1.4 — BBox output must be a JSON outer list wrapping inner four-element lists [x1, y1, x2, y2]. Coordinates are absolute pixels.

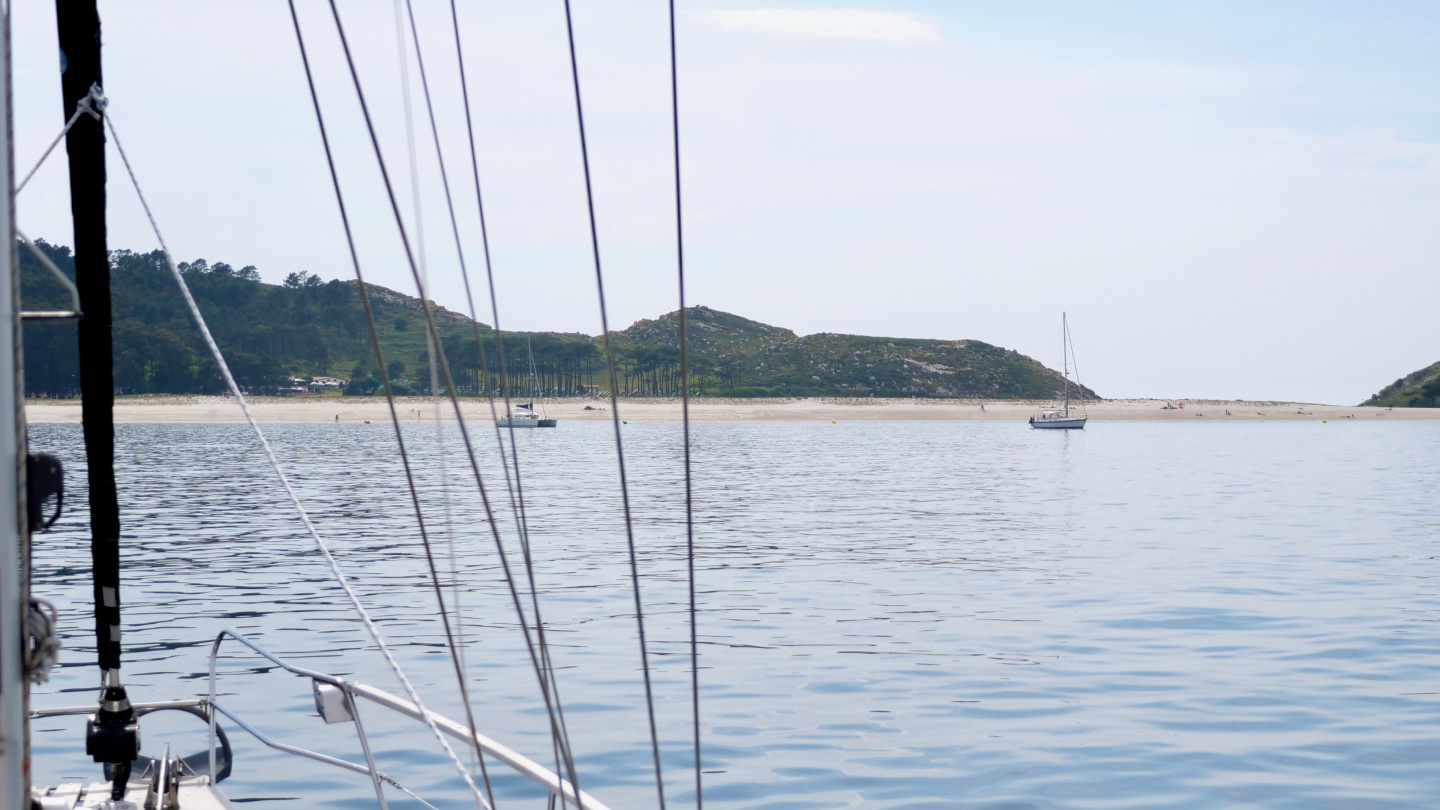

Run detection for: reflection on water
[[26, 419, 1440, 809]]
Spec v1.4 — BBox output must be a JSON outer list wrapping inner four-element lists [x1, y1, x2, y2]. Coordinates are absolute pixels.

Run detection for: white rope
[[18, 83, 106, 194], [103, 110, 493, 810], [24, 597, 61, 684]]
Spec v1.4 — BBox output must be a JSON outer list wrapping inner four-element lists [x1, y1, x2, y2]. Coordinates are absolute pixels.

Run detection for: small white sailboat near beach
[[498, 402, 543, 428], [1030, 313, 1088, 430], [497, 337, 557, 428]]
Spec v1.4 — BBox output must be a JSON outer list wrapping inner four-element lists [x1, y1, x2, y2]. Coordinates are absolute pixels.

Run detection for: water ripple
[[24, 420, 1440, 808]]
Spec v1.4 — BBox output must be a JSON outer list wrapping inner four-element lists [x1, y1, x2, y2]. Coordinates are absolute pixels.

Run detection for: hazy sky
[[12, 2, 1440, 404]]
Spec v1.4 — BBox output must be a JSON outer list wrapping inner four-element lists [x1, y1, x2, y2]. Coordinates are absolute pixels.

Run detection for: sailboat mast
[[527, 335, 536, 403], [0, 6, 27, 805], [1062, 312, 1070, 417]]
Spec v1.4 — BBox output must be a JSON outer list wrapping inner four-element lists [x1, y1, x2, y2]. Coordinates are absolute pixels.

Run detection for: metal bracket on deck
[[313, 680, 355, 724]]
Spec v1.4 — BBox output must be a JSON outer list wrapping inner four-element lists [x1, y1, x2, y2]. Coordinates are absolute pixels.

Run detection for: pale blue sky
[[12, 2, 1440, 403]]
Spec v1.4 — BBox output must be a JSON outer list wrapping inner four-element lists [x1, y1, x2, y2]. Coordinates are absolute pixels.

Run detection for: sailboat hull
[[1030, 416, 1086, 429]]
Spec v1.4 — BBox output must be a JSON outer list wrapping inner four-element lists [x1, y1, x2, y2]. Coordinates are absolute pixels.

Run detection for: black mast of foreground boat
[[55, 1, 147, 800]]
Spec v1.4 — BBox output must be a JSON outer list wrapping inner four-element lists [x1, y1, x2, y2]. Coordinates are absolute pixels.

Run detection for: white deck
[[33, 780, 235, 809]]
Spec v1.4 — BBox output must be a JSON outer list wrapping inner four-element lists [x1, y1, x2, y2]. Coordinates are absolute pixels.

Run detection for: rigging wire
[[391, 0, 441, 431], [320, 1, 587, 800], [666, 0, 703, 804], [395, 0, 515, 534], [1065, 316, 1087, 414], [437, 3, 585, 802], [559, 2, 667, 807], [389, 10, 471, 787], [283, 4, 504, 801], [400, 3, 581, 802], [283, 6, 497, 808], [434, 0, 533, 570], [102, 107, 493, 810], [16, 84, 104, 194]]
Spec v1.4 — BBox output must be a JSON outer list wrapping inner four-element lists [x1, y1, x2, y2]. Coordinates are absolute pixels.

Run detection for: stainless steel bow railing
[[207, 628, 609, 810]]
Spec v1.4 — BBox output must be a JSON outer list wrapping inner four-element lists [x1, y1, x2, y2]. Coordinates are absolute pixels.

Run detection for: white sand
[[23, 396, 1438, 423]]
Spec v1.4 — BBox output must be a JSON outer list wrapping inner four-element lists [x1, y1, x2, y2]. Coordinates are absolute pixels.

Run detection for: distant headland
[[1364, 361, 1440, 408]]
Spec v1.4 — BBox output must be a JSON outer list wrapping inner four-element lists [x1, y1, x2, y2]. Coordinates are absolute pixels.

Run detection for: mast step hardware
[[27, 452, 64, 531], [31, 702, 237, 785], [88, 684, 142, 800]]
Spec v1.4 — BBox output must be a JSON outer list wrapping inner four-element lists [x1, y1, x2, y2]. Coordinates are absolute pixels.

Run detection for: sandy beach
[[22, 396, 1440, 423]]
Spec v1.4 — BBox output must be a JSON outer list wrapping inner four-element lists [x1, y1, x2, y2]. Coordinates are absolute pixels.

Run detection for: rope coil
[[25, 596, 61, 684]]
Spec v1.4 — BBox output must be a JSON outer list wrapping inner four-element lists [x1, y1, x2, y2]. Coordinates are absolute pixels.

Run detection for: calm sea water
[[25, 418, 1440, 809]]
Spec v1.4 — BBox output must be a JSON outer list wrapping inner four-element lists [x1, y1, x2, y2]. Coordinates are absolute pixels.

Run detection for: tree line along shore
[[23, 240, 1435, 407], [22, 240, 1090, 401]]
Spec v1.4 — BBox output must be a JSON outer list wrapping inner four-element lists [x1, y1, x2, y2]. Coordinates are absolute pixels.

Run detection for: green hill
[[21, 241, 1095, 400], [1363, 362, 1440, 407], [611, 306, 1096, 399], [21, 240, 493, 397]]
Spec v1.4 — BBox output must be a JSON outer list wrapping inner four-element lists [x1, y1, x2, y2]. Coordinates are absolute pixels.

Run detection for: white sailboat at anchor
[[497, 337, 557, 428], [1030, 313, 1088, 430], [497, 402, 543, 428]]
